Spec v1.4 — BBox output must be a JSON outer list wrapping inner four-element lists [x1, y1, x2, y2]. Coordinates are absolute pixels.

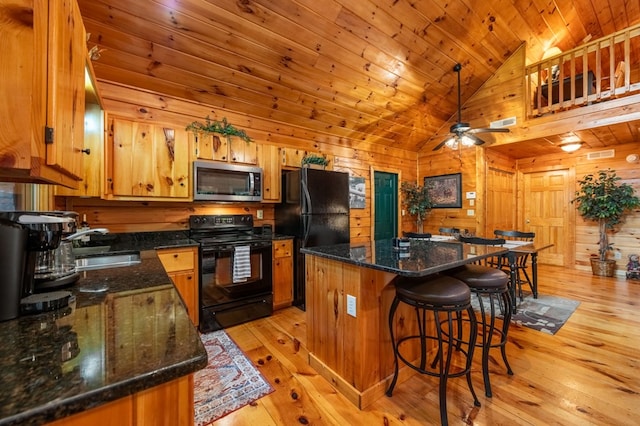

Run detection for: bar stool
[[447, 236, 512, 398], [386, 274, 480, 425], [494, 230, 536, 301]]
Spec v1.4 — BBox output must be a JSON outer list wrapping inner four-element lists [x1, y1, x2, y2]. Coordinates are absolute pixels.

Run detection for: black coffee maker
[[0, 212, 68, 320]]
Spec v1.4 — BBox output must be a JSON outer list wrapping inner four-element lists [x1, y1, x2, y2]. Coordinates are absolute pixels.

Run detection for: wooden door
[[374, 171, 398, 240], [522, 169, 572, 266], [485, 167, 516, 235], [257, 144, 281, 202]]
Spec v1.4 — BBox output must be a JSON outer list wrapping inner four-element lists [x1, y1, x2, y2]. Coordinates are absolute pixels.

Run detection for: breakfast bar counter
[[301, 239, 507, 409]]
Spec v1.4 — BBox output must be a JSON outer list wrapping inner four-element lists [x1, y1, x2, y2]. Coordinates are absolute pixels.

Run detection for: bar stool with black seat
[[446, 236, 512, 398], [386, 274, 480, 425], [494, 230, 535, 301]]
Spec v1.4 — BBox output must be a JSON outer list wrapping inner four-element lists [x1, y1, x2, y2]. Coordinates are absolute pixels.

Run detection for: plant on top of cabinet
[[572, 168, 640, 276], [301, 153, 330, 169], [187, 117, 257, 164], [186, 117, 253, 143], [400, 181, 434, 233]]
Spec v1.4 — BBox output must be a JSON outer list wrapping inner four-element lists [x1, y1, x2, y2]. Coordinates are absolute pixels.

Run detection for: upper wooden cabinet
[[190, 133, 258, 165], [257, 144, 281, 203], [105, 116, 190, 200], [0, 0, 86, 188], [56, 61, 104, 198]]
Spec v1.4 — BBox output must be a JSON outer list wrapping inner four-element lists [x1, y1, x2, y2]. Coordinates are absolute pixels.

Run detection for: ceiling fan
[[432, 63, 510, 151]]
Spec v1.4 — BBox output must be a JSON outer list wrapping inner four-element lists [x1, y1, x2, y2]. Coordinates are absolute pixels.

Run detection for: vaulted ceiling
[[77, 0, 640, 158]]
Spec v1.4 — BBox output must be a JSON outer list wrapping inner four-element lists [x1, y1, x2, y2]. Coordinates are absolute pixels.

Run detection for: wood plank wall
[[59, 81, 417, 243]]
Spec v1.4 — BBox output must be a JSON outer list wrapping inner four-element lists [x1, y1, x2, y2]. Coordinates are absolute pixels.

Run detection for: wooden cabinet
[[273, 239, 294, 310], [0, 0, 86, 188], [105, 116, 190, 200], [157, 247, 199, 325], [45, 375, 193, 426], [190, 133, 258, 164], [257, 144, 282, 202], [56, 61, 104, 197]]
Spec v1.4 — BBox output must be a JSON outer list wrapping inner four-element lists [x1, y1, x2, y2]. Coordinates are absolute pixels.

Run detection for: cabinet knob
[[173, 254, 178, 258], [81, 148, 91, 155]]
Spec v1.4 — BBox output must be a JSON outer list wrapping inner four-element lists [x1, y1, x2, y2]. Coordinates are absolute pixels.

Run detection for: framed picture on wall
[[349, 176, 366, 209], [424, 173, 462, 208]]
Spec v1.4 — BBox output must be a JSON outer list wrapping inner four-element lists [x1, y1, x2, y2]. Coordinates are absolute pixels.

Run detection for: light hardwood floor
[[214, 265, 639, 425]]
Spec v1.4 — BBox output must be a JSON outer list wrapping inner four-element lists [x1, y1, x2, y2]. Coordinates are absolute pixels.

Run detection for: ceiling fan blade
[[467, 133, 486, 145], [432, 139, 449, 151], [469, 127, 510, 134]]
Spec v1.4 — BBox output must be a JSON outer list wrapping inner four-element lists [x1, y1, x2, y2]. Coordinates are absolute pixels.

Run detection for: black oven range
[[189, 214, 273, 333]]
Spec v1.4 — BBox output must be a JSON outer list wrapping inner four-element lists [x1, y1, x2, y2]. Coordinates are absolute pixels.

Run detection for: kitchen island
[[301, 238, 507, 409], [0, 250, 207, 426]]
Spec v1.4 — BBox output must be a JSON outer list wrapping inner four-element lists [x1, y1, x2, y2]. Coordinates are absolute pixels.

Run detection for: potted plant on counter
[[572, 168, 640, 276], [400, 181, 433, 233]]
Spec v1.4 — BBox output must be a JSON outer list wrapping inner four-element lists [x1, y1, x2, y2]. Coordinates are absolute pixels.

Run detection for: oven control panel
[[189, 214, 253, 230]]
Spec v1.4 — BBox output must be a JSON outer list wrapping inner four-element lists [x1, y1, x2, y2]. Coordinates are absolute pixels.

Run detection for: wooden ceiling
[[77, 0, 640, 158]]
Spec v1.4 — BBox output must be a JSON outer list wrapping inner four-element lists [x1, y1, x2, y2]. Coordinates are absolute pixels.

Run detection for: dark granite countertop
[[0, 250, 208, 426], [300, 238, 508, 277]]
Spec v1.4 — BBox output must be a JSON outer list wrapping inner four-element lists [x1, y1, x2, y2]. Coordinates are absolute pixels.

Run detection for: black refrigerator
[[275, 168, 350, 309]]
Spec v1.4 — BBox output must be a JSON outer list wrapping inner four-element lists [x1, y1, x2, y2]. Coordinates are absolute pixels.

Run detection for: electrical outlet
[[256, 209, 263, 219], [614, 251, 622, 260], [346, 295, 357, 317]]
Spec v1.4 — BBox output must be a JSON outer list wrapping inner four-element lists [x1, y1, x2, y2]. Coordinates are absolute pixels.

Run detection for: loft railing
[[526, 23, 640, 117]]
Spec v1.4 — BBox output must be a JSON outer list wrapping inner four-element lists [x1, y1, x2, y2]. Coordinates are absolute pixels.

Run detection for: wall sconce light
[[627, 153, 640, 163], [560, 142, 583, 153]]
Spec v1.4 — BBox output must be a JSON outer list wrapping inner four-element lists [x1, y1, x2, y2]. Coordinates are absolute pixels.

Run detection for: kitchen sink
[[72, 245, 111, 256], [75, 252, 141, 271]]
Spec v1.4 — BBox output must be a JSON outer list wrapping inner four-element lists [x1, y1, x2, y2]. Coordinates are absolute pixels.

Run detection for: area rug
[[473, 293, 580, 335], [194, 330, 274, 425]]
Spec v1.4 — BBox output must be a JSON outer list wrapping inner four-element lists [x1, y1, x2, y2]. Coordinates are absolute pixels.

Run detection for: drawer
[[273, 239, 293, 258], [157, 248, 196, 273]]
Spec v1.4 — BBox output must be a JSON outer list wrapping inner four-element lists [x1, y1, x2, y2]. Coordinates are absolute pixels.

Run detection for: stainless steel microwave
[[193, 161, 262, 202]]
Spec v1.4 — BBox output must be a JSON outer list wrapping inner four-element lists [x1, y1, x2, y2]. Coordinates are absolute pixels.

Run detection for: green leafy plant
[[301, 154, 329, 167], [400, 181, 433, 231], [572, 169, 640, 261], [185, 116, 253, 143]]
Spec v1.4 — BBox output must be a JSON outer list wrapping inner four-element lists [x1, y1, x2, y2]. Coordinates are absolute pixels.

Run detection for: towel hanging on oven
[[233, 245, 252, 283]]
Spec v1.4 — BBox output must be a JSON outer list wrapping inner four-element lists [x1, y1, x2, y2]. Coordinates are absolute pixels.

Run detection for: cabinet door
[[229, 136, 258, 164], [191, 133, 228, 162], [258, 144, 281, 202], [168, 271, 199, 326], [56, 102, 103, 197], [110, 117, 189, 199], [273, 239, 294, 310], [46, 0, 86, 179], [158, 247, 199, 326], [0, 0, 85, 187]]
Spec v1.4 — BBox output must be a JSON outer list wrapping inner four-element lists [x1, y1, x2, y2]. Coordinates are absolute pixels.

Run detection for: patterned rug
[[511, 293, 580, 335], [473, 292, 580, 335], [194, 330, 273, 425]]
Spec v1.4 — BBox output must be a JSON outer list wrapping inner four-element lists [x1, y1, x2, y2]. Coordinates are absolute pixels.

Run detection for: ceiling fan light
[[444, 137, 458, 149], [460, 134, 475, 147], [560, 142, 582, 153]]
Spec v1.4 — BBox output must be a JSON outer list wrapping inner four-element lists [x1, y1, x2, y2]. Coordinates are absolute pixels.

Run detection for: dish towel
[[233, 246, 252, 283]]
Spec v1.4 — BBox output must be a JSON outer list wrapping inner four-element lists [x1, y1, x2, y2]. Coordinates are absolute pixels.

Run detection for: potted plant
[[400, 181, 433, 233], [301, 153, 330, 169], [572, 169, 640, 276], [186, 116, 253, 143]]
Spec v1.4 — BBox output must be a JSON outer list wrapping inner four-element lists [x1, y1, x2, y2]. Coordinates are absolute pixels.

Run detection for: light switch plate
[[256, 209, 263, 219], [346, 295, 357, 317]]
